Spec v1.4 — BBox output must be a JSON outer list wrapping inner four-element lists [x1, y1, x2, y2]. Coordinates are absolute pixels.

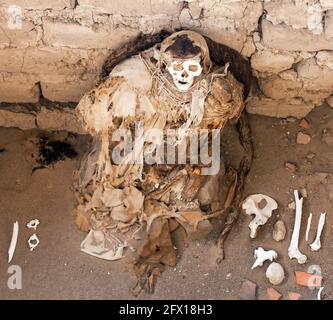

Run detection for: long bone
[[310, 212, 326, 251], [288, 190, 307, 264]]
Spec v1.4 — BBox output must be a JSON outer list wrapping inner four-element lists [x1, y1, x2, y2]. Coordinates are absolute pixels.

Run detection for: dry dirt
[[0, 104, 333, 300]]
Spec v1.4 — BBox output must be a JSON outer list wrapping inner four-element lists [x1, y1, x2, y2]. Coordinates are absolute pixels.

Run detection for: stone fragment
[[266, 262, 285, 285], [296, 132, 311, 145], [285, 162, 297, 173], [273, 220, 286, 242], [322, 128, 333, 146], [288, 201, 296, 210]]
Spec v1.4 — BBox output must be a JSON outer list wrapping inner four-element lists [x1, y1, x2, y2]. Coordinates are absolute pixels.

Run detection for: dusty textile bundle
[[73, 30, 246, 294]]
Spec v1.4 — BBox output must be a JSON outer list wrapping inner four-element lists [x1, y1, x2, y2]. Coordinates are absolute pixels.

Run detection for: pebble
[[306, 152, 316, 159], [288, 201, 296, 210], [300, 188, 307, 198], [287, 117, 297, 123], [266, 262, 285, 285], [285, 162, 297, 173], [322, 128, 333, 146], [272, 220, 286, 242], [296, 132, 311, 145]]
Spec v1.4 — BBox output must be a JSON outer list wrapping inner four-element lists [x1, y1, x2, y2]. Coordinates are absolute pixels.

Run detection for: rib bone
[[8, 221, 19, 263], [288, 190, 307, 264], [310, 212, 326, 251]]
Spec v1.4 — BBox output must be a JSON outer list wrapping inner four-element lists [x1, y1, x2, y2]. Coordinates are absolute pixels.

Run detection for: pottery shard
[[267, 287, 282, 300], [299, 118, 310, 129], [240, 280, 257, 300], [288, 291, 302, 300], [272, 220, 287, 242], [296, 132, 311, 145], [295, 271, 322, 287]]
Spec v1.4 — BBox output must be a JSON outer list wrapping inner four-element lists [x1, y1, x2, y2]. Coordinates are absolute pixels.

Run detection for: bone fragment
[[310, 213, 326, 251], [305, 213, 312, 242], [27, 219, 40, 230], [8, 221, 19, 263], [288, 190, 307, 264], [28, 234, 40, 251], [251, 247, 278, 270], [242, 194, 278, 238]]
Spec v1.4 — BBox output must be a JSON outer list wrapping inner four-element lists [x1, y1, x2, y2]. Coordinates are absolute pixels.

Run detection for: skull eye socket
[[188, 64, 198, 72], [172, 63, 183, 71]]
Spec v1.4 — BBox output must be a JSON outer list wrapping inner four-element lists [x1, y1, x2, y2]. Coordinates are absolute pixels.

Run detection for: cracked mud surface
[[0, 104, 333, 300]]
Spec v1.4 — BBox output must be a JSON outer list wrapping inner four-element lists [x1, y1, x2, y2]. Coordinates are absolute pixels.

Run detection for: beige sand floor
[[0, 104, 333, 300]]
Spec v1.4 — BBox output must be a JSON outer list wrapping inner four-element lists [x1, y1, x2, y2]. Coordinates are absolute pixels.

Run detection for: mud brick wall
[[1, 0, 333, 123]]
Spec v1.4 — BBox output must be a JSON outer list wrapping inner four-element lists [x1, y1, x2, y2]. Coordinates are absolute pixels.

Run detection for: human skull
[[167, 57, 203, 92]]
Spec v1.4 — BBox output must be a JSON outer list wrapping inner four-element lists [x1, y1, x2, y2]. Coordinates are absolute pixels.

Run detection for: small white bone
[[251, 247, 278, 269], [288, 190, 307, 264], [242, 194, 278, 238], [305, 213, 313, 242], [28, 234, 40, 251], [27, 219, 40, 230], [310, 213, 326, 251], [8, 221, 19, 263], [318, 287, 324, 300]]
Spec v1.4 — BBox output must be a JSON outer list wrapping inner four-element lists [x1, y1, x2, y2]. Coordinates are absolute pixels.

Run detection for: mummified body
[[73, 31, 244, 291]]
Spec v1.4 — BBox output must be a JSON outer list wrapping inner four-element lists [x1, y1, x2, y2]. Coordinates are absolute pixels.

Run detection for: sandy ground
[[0, 104, 333, 300]]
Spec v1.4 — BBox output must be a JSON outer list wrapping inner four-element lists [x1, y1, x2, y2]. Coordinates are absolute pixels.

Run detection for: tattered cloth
[[73, 30, 245, 294]]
